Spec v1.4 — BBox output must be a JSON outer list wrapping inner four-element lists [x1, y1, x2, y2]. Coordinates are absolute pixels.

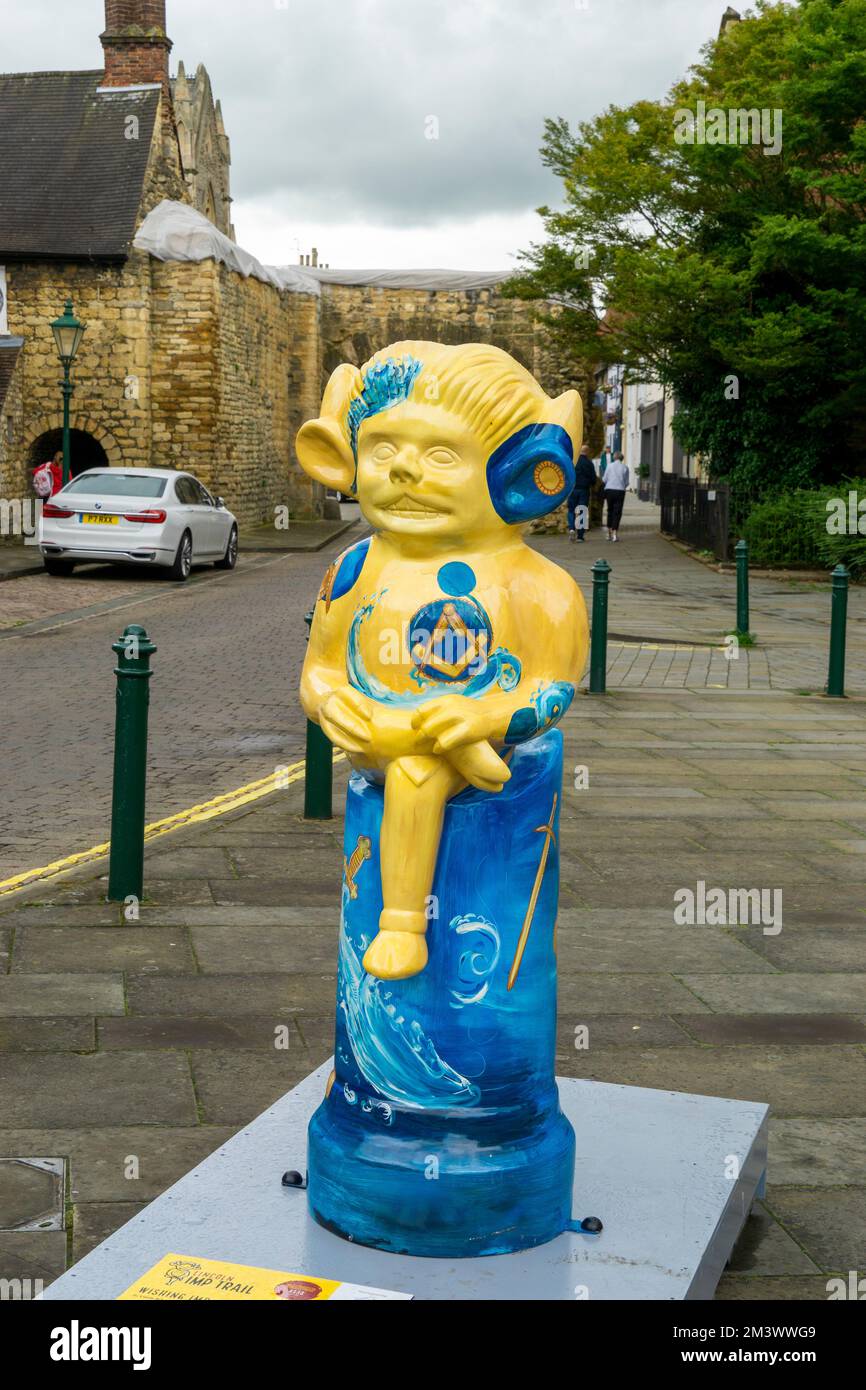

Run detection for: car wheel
[[168, 530, 193, 582], [44, 558, 75, 577], [215, 524, 238, 570]]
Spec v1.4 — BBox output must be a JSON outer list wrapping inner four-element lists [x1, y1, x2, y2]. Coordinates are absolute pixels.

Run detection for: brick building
[[0, 0, 562, 529]]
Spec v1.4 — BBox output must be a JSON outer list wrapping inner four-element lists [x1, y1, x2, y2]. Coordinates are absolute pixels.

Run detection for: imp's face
[[356, 403, 503, 543]]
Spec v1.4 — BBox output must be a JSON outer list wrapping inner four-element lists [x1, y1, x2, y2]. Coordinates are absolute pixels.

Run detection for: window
[[62, 473, 167, 498], [190, 479, 214, 506], [174, 476, 199, 505]]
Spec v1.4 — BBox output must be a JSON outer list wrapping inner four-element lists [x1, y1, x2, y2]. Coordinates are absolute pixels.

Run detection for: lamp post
[[50, 299, 86, 486]]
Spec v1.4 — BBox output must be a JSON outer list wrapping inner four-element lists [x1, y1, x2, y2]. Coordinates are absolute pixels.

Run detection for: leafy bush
[[815, 485, 866, 579], [744, 483, 866, 577]]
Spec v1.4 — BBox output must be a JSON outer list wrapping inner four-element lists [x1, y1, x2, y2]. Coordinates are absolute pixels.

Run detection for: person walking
[[567, 443, 598, 542], [602, 450, 629, 542], [32, 450, 64, 501]]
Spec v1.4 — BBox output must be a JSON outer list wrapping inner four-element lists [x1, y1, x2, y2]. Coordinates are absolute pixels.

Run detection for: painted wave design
[[450, 914, 500, 1006], [338, 918, 480, 1110]]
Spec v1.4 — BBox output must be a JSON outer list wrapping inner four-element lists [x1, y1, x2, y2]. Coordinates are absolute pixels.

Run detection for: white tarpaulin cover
[[134, 201, 510, 295]]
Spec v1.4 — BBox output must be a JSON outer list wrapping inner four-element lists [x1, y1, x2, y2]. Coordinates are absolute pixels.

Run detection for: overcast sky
[[6, 0, 737, 269]]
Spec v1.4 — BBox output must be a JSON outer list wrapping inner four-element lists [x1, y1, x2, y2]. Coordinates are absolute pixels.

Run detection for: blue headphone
[[486, 424, 575, 524]]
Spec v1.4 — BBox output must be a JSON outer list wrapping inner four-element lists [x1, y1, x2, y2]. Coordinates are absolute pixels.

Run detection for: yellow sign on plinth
[[118, 1253, 410, 1301]]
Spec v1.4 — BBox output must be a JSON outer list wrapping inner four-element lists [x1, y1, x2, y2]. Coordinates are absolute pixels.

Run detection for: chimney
[[101, 1, 172, 97]]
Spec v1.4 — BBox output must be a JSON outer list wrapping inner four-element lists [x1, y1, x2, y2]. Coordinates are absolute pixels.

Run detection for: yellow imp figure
[[297, 341, 589, 981]]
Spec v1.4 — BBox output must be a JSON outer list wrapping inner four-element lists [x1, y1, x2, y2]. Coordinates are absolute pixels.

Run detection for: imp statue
[[297, 342, 589, 1257]]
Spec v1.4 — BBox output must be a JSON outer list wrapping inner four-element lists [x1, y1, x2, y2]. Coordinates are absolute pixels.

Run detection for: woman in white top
[[602, 451, 630, 542]]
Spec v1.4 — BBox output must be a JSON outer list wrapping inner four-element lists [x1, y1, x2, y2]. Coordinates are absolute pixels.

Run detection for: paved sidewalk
[[0, 546, 44, 583], [1, 683, 865, 1298], [546, 524, 865, 693], [1, 520, 864, 1300]]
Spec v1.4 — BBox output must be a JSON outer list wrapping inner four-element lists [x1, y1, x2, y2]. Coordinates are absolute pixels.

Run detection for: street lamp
[[50, 299, 86, 486]]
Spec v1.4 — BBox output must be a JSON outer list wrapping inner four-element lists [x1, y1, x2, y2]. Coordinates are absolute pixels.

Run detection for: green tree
[[504, 0, 866, 498]]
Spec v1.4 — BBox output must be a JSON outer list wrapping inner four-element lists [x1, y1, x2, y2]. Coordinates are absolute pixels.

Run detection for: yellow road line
[[0, 751, 346, 899]]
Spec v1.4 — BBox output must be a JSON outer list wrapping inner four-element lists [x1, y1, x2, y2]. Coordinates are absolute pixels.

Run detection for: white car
[[39, 468, 239, 581]]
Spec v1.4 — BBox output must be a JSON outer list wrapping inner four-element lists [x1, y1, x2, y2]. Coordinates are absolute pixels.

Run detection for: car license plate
[[80, 514, 119, 525]]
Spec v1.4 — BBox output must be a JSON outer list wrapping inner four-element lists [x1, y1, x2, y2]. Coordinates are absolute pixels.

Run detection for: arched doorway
[[28, 428, 109, 480]]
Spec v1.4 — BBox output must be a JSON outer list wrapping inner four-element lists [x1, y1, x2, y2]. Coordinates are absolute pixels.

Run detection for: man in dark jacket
[[567, 444, 598, 542]]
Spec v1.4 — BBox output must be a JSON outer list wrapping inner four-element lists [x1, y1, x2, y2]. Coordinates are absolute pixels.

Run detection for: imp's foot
[[362, 931, 428, 980]]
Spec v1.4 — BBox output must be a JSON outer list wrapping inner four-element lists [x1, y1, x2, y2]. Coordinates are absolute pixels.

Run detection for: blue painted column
[[307, 730, 575, 1257]]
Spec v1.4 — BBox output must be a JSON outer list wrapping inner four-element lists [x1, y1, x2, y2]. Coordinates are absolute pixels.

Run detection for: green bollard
[[735, 538, 750, 637], [107, 624, 156, 902], [826, 564, 849, 698], [303, 610, 333, 819], [589, 559, 611, 695]]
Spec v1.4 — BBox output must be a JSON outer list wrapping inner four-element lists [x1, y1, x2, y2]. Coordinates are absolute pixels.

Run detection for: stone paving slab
[[738, 930, 866, 972], [765, 1191, 866, 1271], [210, 878, 339, 907], [125, 973, 338, 1015], [0, 974, 124, 1017], [0, 1127, 235, 1202], [563, 1045, 866, 1117], [10, 927, 195, 975], [674, 1014, 866, 1046], [555, 1015, 693, 1052], [189, 1052, 315, 1126], [0, 1017, 96, 1051], [98, 1016, 308, 1051], [724, 1202, 820, 1276], [715, 1275, 833, 1300], [558, 973, 711, 1015], [0, 1232, 67, 1284], [555, 923, 773, 974], [681, 973, 866, 1014], [1, 1052, 198, 1127], [769, 1118, 866, 1186], [189, 923, 340, 974]]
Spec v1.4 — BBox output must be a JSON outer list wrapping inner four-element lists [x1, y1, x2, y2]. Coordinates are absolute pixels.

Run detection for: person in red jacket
[[32, 450, 64, 500]]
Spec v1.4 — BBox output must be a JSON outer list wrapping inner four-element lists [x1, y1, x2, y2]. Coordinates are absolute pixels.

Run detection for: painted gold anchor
[[506, 792, 558, 991]]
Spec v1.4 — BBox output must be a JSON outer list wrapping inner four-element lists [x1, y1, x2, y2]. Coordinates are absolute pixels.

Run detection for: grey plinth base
[[44, 1064, 768, 1301]]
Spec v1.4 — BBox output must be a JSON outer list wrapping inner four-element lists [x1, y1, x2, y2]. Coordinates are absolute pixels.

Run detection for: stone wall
[[148, 255, 217, 483], [212, 264, 293, 526], [0, 255, 154, 502], [318, 282, 546, 390], [148, 258, 321, 527], [0, 345, 24, 513], [0, 252, 567, 531]]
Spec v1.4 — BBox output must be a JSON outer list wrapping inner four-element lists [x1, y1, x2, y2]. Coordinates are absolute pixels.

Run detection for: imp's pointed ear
[[295, 417, 356, 493], [546, 389, 583, 452], [295, 363, 362, 493]]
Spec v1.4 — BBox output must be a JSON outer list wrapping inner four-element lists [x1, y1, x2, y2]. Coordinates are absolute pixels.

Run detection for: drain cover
[[0, 1158, 65, 1231]]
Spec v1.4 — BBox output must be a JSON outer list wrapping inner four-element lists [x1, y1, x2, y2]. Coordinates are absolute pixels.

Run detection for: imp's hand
[[319, 686, 373, 753], [411, 696, 493, 753]]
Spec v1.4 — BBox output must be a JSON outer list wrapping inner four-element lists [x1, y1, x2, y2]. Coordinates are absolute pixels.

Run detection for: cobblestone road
[[0, 544, 348, 878]]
